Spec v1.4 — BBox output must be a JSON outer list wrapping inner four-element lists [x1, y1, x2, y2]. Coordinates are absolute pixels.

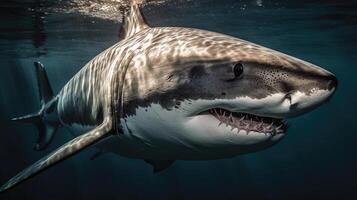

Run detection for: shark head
[[121, 27, 337, 159], [119, 6, 337, 159]]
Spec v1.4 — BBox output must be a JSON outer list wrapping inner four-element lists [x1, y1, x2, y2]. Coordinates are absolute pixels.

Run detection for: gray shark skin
[[0, 3, 337, 193]]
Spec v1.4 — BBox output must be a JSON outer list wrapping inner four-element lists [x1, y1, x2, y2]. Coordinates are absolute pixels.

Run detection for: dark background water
[[0, 0, 356, 199]]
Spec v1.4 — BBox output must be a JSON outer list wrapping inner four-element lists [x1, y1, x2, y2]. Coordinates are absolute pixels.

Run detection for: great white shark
[[0, 3, 337, 192]]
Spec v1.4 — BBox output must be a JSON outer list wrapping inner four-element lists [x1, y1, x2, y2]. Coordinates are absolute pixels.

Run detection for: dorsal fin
[[119, 3, 149, 40]]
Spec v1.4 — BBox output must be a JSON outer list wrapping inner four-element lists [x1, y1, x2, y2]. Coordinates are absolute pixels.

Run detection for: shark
[[0, 3, 337, 192]]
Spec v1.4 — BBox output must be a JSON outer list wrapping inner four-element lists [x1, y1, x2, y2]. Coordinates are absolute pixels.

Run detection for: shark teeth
[[208, 108, 286, 135]]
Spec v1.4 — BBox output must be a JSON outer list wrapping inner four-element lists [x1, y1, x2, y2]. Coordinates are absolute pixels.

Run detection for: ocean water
[[0, 0, 356, 199]]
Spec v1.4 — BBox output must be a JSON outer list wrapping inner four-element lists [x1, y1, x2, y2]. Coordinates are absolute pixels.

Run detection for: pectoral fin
[[0, 118, 112, 193]]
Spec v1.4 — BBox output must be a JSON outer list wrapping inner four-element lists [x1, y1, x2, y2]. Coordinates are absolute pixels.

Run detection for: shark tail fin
[[0, 118, 112, 193], [11, 62, 59, 151], [118, 1, 149, 40]]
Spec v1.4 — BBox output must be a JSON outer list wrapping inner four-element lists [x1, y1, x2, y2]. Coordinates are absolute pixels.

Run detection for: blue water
[[0, 0, 356, 199]]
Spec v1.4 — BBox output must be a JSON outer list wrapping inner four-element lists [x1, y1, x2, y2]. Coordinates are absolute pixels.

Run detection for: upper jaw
[[196, 88, 335, 120]]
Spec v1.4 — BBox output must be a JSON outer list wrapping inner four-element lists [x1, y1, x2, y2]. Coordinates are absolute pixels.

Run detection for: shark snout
[[282, 68, 337, 117]]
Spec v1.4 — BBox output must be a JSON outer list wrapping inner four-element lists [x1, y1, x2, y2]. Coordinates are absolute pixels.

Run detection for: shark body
[[0, 3, 337, 192]]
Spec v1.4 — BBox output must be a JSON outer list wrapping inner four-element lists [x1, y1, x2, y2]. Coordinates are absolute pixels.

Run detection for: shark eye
[[233, 62, 244, 77]]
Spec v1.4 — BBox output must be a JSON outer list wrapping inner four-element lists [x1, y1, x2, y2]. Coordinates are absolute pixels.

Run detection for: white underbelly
[[93, 104, 250, 160]]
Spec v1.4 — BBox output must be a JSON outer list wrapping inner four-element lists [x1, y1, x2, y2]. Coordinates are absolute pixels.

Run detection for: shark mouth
[[207, 108, 287, 136]]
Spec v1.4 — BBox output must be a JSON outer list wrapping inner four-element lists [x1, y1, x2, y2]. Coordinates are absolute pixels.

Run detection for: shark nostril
[[285, 93, 292, 104]]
